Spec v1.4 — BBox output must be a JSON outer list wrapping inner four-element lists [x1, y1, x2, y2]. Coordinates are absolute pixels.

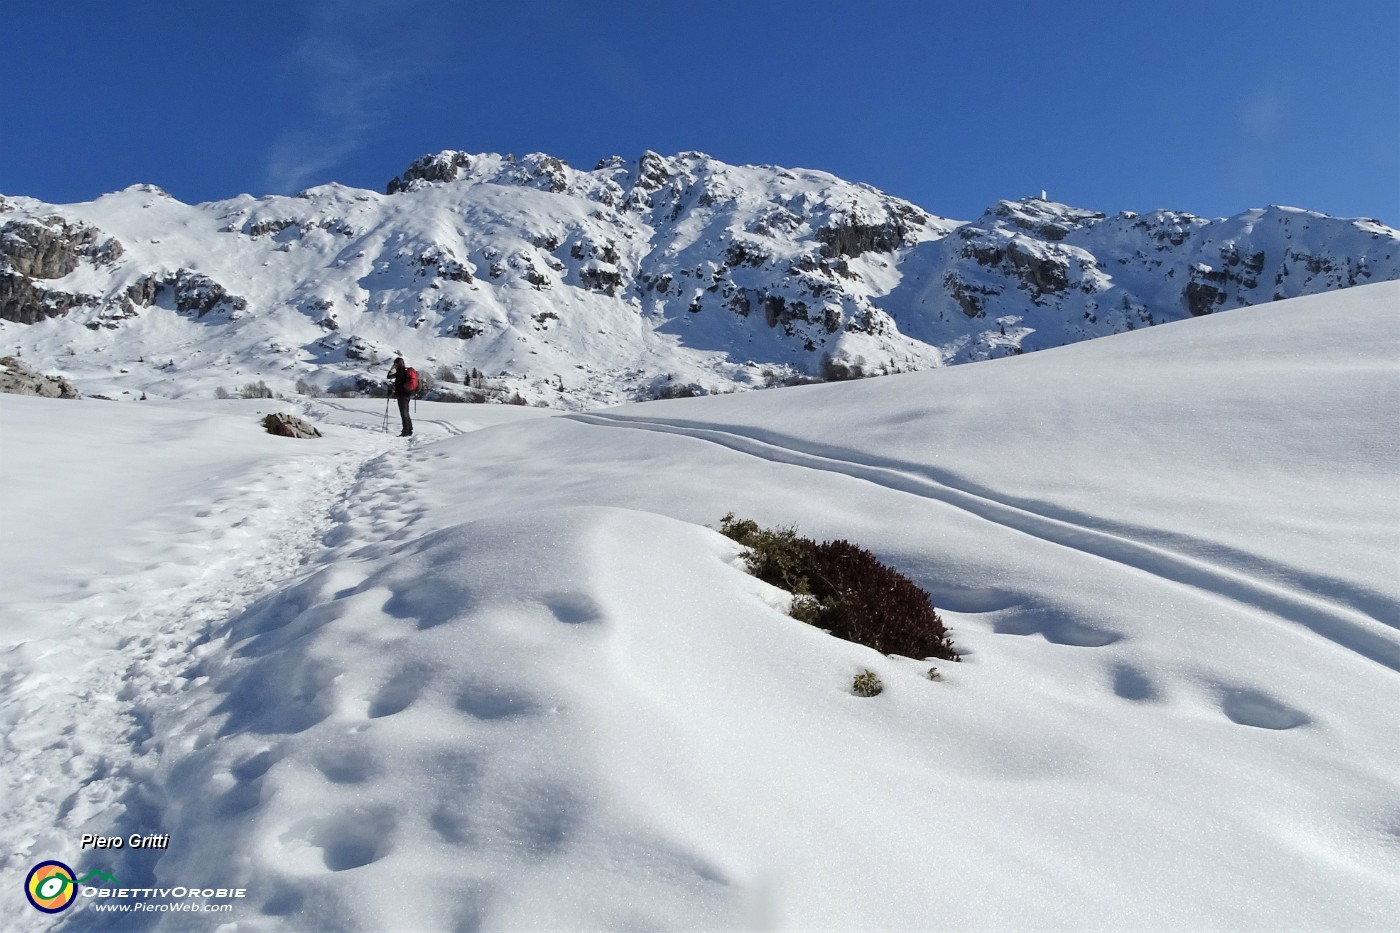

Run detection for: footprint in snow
[[1110, 663, 1162, 702], [313, 744, 379, 785], [367, 665, 431, 719], [1220, 687, 1312, 730], [454, 683, 539, 721], [991, 606, 1124, 647], [289, 807, 397, 872], [216, 747, 278, 814], [543, 591, 605, 625]]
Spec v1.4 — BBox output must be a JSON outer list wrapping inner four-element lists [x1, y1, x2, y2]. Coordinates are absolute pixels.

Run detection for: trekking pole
[[383, 387, 390, 433]]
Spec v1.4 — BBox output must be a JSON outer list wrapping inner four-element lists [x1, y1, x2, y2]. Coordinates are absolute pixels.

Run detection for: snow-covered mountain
[[2, 150, 1396, 406]]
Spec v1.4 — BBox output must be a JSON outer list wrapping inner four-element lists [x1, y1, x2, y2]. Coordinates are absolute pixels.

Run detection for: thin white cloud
[[261, 0, 430, 193], [1239, 88, 1287, 140]]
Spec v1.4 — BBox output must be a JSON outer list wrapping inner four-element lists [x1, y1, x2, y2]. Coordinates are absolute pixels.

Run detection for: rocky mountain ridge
[[2, 151, 1396, 406]]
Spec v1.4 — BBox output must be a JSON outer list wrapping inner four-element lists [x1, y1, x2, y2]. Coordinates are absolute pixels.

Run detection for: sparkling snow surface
[[2, 283, 1397, 931]]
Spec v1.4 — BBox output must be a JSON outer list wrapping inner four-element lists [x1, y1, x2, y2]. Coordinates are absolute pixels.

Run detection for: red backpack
[[403, 367, 419, 393]]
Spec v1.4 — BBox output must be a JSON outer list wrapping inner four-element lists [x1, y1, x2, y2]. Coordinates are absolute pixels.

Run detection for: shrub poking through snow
[[789, 593, 825, 625], [719, 514, 959, 661], [852, 669, 884, 697]]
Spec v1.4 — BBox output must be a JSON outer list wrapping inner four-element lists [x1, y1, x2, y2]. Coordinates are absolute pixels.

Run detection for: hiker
[[387, 356, 415, 436]]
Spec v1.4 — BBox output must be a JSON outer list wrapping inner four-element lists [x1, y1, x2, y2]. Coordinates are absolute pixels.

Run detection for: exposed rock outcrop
[[986, 198, 1105, 241], [126, 269, 248, 319], [415, 248, 474, 283], [387, 151, 474, 193], [815, 204, 926, 259], [261, 412, 322, 438], [0, 273, 99, 324], [1186, 264, 1229, 316], [0, 217, 123, 323], [0, 356, 81, 398], [0, 217, 121, 279], [634, 150, 670, 192]]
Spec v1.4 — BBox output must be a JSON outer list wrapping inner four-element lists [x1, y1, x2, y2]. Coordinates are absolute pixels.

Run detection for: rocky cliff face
[[0, 214, 124, 324], [0, 153, 1395, 405]]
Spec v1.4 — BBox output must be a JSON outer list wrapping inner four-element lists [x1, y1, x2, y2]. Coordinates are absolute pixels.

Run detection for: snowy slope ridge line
[[566, 412, 1400, 671], [566, 413, 1397, 627], [567, 409, 1400, 630]]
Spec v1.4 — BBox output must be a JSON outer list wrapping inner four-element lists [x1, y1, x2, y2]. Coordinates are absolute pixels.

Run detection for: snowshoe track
[[566, 412, 1400, 673], [0, 429, 397, 906]]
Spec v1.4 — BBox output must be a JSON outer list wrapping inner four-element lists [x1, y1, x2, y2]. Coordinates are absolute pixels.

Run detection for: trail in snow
[[51, 419, 476, 933], [3, 397, 516, 933], [564, 412, 1400, 672], [0, 409, 397, 898]]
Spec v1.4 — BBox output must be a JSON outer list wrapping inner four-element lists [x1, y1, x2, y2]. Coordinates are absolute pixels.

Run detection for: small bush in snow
[[719, 513, 959, 662], [214, 386, 232, 399], [436, 364, 459, 383], [852, 670, 883, 697], [241, 380, 273, 399], [789, 593, 825, 625], [926, 667, 943, 681], [655, 383, 701, 400], [719, 515, 811, 593]]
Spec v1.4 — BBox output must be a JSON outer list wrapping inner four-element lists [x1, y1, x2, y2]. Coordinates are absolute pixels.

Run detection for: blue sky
[[3, 0, 1396, 223]]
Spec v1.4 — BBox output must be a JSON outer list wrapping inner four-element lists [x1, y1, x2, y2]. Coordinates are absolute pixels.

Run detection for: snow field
[[1, 283, 1397, 931], [389, 413, 1397, 930]]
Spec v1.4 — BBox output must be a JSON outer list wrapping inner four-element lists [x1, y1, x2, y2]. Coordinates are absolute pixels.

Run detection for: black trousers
[[396, 394, 412, 435]]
